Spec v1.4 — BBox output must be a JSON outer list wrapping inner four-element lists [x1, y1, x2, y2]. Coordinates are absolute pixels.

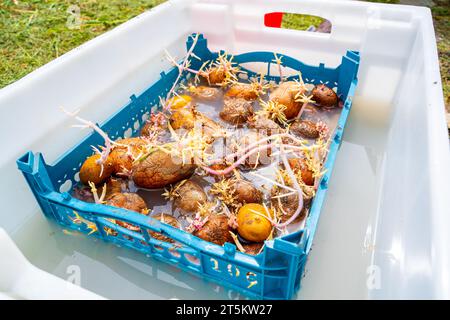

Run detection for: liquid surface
[[5, 97, 389, 300], [3, 83, 389, 300], [72, 81, 343, 240]]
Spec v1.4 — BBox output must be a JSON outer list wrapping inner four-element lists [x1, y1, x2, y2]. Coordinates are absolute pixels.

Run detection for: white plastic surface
[[0, 228, 103, 299], [0, 0, 449, 299]]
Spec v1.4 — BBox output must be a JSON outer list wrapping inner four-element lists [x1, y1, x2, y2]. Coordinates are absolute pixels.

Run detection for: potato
[[225, 84, 258, 100], [219, 97, 254, 126], [247, 115, 281, 136], [105, 192, 148, 213], [203, 67, 226, 85], [105, 177, 124, 194], [140, 122, 171, 143], [108, 137, 147, 175], [290, 120, 320, 139], [102, 177, 129, 199], [79, 154, 114, 185], [170, 108, 221, 143], [269, 81, 304, 120], [311, 84, 338, 107], [105, 192, 148, 231], [242, 242, 264, 255], [173, 180, 207, 213], [237, 203, 272, 242], [132, 149, 196, 189], [193, 214, 233, 246], [166, 94, 192, 110], [72, 185, 96, 203], [234, 131, 271, 168], [287, 158, 314, 186], [169, 108, 196, 130], [188, 86, 221, 101], [271, 158, 314, 223], [72, 177, 127, 203], [279, 205, 308, 224], [199, 114, 222, 140], [170, 108, 217, 130], [140, 122, 153, 136], [148, 213, 181, 243], [271, 187, 310, 224], [233, 179, 263, 204]]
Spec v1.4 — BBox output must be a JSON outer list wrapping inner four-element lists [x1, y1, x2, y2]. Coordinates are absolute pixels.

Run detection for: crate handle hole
[[264, 13, 331, 34]]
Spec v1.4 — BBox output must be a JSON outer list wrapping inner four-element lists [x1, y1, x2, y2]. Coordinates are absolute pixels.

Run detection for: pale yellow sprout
[[272, 53, 284, 81], [70, 211, 98, 235], [238, 72, 272, 97], [209, 178, 239, 208], [88, 181, 107, 204], [201, 52, 240, 87], [229, 231, 247, 253], [295, 93, 316, 105], [292, 72, 308, 95], [163, 122, 213, 166], [196, 201, 217, 217], [256, 100, 288, 125], [162, 179, 187, 201]]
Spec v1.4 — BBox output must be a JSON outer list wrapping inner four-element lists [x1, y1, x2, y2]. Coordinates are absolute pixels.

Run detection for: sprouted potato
[[242, 242, 264, 256], [290, 119, 320, 140], [148, 213, 181, 243], [105, 192, 148, 231], [247, 114, 281, 135], [287, 158, 315, 186], [237, 203, 273, 242], [166, 94, 192, 110], [210, 177, 262, 208], [203, 67, 226, 85], [232, 179, 263, 205], [170, 108, 197, 130], [132, 149, 196, 189], [225, 83, 259, 101], [193, 214, 233, 246], [79, 154, 114, 185], [269, 81, 304, 120], [66, 41, 341, 255], [167, 180, 207, 213], [169, 107, 220, 141], [311, 84, 338, 107], [187, 86, 221, 101], [220, 97, 254, 126], [108, 137, 147, 175]]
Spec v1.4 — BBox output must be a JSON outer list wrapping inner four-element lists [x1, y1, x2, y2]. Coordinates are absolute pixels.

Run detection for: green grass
[[0, 0, 165, 88], [431, 2, 450, 112], [281, 13, 325, 31]]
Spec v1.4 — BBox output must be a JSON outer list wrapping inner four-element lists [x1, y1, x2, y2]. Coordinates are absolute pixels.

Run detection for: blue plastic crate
[[16, 34, 359, 300]]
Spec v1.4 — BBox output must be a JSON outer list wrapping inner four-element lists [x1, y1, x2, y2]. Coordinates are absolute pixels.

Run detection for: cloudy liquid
[[5, 91, 391, 300]]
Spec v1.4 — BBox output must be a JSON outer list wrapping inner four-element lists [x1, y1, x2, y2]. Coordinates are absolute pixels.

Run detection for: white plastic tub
[[0, 0, 449, 299]]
